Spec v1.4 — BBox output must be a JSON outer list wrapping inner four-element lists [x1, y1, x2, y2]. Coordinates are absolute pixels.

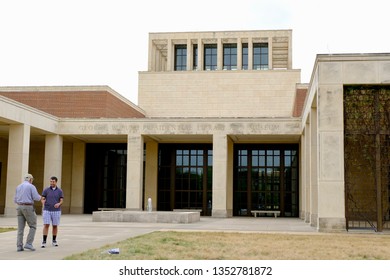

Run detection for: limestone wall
[[138, 70, 301, 118]]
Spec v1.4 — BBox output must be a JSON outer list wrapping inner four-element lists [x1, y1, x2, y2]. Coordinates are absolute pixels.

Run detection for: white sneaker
[[41, 242, 46, 248], [52, 240, 58, 247]]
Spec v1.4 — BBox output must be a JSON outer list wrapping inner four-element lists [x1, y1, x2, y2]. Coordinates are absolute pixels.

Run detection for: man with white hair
[[13, 174, 42, 252]]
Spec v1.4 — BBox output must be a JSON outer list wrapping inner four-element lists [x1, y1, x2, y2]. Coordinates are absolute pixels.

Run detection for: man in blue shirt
[[14, 173, 42, 252], [41, 176, 64, 248]]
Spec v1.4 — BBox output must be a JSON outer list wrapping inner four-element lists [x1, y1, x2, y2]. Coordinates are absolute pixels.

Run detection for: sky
[[1, 0, 389, 104]]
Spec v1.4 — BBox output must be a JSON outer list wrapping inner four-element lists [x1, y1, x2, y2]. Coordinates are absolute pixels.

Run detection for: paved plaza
[[0, 214, 316, 260]]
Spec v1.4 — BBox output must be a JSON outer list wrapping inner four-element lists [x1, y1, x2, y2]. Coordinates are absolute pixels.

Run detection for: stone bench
[[251, 210, 281, 218], [173, 209, 202, 213], [93, 210, 200, 223], [97, 208, 134, 211]]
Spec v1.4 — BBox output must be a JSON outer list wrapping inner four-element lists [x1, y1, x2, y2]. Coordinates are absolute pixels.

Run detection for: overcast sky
[[1, 0, 389, 104]]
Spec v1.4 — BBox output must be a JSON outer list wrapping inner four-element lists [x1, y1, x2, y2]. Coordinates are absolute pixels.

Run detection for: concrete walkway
[[0, 214, 316, 260]]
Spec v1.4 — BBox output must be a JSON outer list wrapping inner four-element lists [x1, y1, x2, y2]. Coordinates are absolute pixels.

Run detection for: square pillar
[[186, 39, 192, 71], [126, 134, 144, 210], [167, 38, 173, 71], [317, 85, 346, 231], [217, 38, 223, 70], [304, 123, 311, 223], [43, 135, 63, 187], [248, 37, 253, 70], [212, 133, 233, 217], [237, 38, 242, 70], [4, 124, 31, 216], [310, 106, 319, 227], [198, 39, 203, 71]]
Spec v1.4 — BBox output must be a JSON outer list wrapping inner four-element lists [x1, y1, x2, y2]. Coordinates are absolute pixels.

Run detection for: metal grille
[[344, 86, 390, 231]]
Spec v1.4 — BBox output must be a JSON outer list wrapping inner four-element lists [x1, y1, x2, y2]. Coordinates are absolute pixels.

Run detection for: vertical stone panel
[[212, 133, 230, 217], [126, 135, 144, 210], [5, 124, 30, 216]]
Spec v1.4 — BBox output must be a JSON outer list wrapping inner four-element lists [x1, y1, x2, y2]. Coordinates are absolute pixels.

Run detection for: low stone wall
[[92, 210, 200, 224]]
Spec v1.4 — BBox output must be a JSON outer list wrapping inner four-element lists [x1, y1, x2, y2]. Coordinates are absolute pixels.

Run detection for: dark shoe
[[24, 243, 36, 251], [17, 246, 24, 252]]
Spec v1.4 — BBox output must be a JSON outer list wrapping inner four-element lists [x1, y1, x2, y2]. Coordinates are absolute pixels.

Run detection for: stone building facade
[[0, 30, 389, 231]]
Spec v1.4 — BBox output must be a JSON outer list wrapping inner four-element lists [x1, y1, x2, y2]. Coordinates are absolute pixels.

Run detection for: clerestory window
[[253, 43, 268, 70], [174, 45, 187, 71], [204, 44, 217, 71], [223, 44, 237, 70]]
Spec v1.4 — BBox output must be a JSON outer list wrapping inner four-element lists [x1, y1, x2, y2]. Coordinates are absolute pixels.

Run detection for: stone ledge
[[92, 210, 200, 224]]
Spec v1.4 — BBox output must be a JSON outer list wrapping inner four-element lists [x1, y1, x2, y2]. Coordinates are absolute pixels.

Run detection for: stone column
[[217, 38, 223, 70], [144, 140, 158, 210], [268, 36, 273, 70], [248, 37, 253, 70], [310, 106, 319, 227], [304, 122, 311, 223], [148, 38, 155, 71], [70, 142, 85, 214], [237, 38, 242, 70], [317, 85, 346, 231], [4, 124, 31, 216], [167, 38, 173, 71], [226, 136, 233, 215], [186, 39, 192, 71], [299, 127, 306, 220], [198, 39, 203, 71], [212, 133, 233, 217], [126, 134, 144, 210], [43, 135, 63, 187]]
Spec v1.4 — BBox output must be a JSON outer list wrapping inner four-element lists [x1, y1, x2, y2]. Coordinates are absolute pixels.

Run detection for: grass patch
[[64, 231, 390, 260], [0, 227, 16, 233]]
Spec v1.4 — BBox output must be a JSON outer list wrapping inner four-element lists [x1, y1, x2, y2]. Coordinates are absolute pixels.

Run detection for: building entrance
[[233, 144, 299, 217], [157, 144, 212, 215], [84, 143, 127, 213]]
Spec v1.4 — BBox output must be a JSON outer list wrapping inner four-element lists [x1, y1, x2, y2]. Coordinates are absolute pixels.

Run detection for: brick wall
[[292, 88, 307, 117]]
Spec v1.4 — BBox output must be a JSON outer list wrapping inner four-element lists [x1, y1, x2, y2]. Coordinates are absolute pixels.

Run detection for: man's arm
[[54, 197, 63, 208]]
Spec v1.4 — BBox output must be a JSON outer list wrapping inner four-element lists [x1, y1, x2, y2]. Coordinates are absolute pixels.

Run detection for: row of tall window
[[174, 43, 269, 71]]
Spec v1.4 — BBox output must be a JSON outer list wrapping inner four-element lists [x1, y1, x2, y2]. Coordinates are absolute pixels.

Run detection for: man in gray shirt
[[13, 174, 42, 252]]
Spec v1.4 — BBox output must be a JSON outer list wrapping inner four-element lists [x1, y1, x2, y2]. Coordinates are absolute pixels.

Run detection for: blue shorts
[[42, 210, 61, 226]]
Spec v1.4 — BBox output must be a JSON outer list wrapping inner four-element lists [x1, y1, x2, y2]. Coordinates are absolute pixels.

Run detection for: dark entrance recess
[[233, 144, 299, 217], [157, 144, 212, 216], [84, 143, 127, 213]]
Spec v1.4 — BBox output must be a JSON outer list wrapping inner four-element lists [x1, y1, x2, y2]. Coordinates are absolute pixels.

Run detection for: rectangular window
[[158, 144, 213, 215], [234, 144, 299, 217], [204, 44, 217, 71], [174, 45, 187, 71], [193, 44, 198, 70], [242, 43, 248, 70], [223, 43, 237, 70], [253, 43, 268, 70]]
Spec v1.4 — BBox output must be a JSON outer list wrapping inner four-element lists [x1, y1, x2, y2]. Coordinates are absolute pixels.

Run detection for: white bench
[[251, 210, 280, 218]]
